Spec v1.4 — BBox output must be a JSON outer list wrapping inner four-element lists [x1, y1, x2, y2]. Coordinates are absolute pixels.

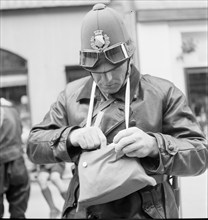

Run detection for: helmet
[[80, 3, 135, 73]]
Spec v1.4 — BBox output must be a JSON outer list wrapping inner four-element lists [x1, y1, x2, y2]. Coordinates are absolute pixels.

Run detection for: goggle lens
[[105, 44, 127, 64], [80, 51, 98, 68]]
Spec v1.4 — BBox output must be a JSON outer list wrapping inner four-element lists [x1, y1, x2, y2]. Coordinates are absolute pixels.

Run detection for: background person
[[20, 95, 38, 179], [36, 162, 68, 218], [27, 4, 208, 219], [194, 103, 208, 138], [0, 98, 30, 218]]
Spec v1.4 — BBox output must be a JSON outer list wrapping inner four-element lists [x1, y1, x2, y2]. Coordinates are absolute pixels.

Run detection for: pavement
[[2, 165, 73, 219]]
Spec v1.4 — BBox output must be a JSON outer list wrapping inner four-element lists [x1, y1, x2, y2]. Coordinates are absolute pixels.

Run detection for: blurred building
[[0, 0, 207, 218]]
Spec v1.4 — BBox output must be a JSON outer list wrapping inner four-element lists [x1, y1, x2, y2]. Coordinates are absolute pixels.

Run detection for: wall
[[1, 6, 91, 124], [137, 19, 207, 218]]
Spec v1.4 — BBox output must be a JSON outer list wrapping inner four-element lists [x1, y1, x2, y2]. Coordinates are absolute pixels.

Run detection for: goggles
[[80, 42, 130, 68]]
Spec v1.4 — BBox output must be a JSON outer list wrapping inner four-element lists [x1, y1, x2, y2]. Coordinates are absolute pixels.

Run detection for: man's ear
[[127, 58, 133, 74]]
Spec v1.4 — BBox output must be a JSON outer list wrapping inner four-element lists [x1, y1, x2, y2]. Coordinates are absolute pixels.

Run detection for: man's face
[[91, 61, 128, 95]]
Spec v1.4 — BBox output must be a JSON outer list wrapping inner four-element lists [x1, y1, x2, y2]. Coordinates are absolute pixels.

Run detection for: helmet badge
[[91, 30, 110, 50]]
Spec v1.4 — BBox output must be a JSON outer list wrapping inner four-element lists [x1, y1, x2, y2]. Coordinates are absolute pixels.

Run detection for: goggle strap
[[121, 44, 128, 59]]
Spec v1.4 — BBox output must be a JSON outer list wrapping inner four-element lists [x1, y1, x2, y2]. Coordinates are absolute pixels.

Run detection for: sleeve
[[141, 84, 208, 177], [27, 90, 82, 165]]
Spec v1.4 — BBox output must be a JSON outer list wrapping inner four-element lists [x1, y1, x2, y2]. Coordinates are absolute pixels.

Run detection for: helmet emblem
[[91, 30, 110, 50]]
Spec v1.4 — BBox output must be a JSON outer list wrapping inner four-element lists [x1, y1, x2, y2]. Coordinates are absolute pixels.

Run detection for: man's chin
[[100, 87, 119, 95]]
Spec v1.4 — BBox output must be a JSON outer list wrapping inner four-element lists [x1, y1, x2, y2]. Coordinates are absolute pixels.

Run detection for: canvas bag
[[77, 78, 157, 211]]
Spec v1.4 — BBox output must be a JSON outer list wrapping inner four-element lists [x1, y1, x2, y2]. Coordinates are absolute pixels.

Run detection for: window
[[185, 67, 208, 137], [65, 65, 90, 83], [0, 48, 28, 104]]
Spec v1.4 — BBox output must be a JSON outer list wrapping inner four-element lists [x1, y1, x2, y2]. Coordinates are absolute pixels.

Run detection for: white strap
[[86, 81, 96, 127], [0, 107, 4, 128], [125, 76, 130, 129], [94, 111, 104, 127], [86, 77, 130, 129]]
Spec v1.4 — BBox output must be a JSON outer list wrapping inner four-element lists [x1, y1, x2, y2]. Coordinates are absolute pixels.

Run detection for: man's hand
[[69, 127, 107, 150], [113, 127, 159, 158]]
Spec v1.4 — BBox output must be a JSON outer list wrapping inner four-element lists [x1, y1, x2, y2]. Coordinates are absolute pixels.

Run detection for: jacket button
[[49, 141, 54, 150], [168, 145, 174, 151], [83, 162, 88, 167], [73, 202, 77, 207]]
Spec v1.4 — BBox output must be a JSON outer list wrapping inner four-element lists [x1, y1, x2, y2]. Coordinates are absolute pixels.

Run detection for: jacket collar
[[76, 64, 140, 103], [76, 77, 93, 102]]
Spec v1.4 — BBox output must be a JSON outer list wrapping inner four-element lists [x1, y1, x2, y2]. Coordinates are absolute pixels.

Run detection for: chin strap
[[87, 58, 132, 128], [125, 76, 130, 129], [0, 107, 4, 128], [86, 80, 97, 128]]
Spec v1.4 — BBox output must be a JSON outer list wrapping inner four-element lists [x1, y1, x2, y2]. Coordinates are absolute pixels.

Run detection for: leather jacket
[[27, 65, 208, 218], [0, 105, 23, 163]]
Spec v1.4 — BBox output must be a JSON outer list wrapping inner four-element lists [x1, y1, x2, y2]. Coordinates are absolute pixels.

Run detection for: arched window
[[0, 48, 28, 103], [0, 48, 31, 127]]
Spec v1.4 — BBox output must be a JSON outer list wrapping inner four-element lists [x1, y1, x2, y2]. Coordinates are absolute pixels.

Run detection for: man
[[0, 98, 30, 218], [27, 3, 208, 219]]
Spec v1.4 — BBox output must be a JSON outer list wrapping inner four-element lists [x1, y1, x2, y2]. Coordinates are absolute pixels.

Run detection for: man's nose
[[103, 72, 112, 81]]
